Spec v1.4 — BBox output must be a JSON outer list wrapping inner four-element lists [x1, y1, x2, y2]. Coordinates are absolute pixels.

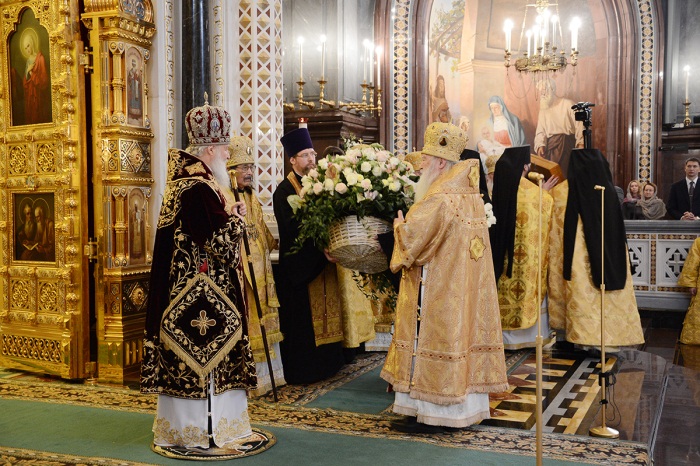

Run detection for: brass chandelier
[[503, 0, 580, 73]]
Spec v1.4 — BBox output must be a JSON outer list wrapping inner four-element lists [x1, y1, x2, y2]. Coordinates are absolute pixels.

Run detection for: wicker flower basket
[[328, 216, 392, 273]]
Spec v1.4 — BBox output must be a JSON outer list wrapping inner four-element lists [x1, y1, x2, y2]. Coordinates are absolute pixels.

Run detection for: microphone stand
[[528, 171, 545, 466], [589, 185, 619, 438], [230, 170, 279, 403]]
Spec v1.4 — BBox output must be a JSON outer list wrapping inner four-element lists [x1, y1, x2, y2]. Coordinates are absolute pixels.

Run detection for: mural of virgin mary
[[488, 95, 526, 148]]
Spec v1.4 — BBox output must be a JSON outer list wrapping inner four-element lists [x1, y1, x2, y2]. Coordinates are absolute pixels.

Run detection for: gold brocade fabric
[[548, 181, 644, 346], [497, 178, 553, 330], [381, 160, 509, 406], [548, 181, 568, 330], [308, 263, 344, 346], [371, 289, 395, 333], [239, 191, 283, 362], [677, 238, 700, 345], [336, 266, 376, 348]]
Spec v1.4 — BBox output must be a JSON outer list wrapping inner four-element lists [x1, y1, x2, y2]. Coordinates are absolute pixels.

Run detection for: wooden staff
[[230, 170, 279, 402]]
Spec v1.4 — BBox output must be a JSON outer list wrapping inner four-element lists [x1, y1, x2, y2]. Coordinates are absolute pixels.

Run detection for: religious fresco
[[427, 0, 607, 161], [13, 192, 55, 263], [8, 8, 52, 127]]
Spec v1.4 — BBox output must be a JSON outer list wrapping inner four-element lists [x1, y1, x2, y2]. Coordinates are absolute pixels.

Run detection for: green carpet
[[0, 353, 649, 465], [0, 398, 583, 465], [306, 366, 393, 414]]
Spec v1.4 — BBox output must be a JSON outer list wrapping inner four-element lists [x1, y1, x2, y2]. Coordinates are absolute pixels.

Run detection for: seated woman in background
[[635, 182, 667, 219], [622, 180, 642, 219]]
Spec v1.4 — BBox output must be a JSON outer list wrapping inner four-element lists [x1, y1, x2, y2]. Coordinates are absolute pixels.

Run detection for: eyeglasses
[[296, 151, 317, 160], [237, 165, 254, 173]]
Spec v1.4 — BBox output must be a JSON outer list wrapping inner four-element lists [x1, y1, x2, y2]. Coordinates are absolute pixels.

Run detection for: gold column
[[82, 1, 155, 384]]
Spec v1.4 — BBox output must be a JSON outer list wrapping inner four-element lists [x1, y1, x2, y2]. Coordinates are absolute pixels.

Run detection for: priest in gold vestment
[[227, 136, 286, 395], [490, 147, 555, 349], [381, 123, 508, 432], [548, 149, 643, 349], [677, 237, 700, 345]]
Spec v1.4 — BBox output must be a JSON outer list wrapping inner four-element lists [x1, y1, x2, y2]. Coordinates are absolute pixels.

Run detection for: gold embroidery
[[213, 410, 253, 445], [185, 161, 206, 175], [153, 417, 209, 448], [468, 163, 480, 189], [191, 310, 216, 335], [469, 236, 486, 261]]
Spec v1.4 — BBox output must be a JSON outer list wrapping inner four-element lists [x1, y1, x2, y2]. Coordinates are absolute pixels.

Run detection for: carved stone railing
[[626, 220, 700, 310]]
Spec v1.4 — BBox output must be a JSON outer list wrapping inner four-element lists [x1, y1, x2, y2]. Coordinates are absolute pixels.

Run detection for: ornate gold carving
[[36, 143, 57, 173], [8, 145, 29, 175], [1, 334, 62, 363], [38, 281, 58, 312], [10, 279, 30, 311]]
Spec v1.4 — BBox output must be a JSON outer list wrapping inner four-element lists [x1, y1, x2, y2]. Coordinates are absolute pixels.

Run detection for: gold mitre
[[485, 154, 500, 174], [421, 122, 467, 163], [403, 151, 423, 171], [227, 135, 255, 168]]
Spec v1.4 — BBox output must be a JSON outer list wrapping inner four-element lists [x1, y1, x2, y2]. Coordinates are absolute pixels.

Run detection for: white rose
[[389, 181, 401, 192], [300, 187, 309, 198], [318, 158, 329, 170], [376, 151, 390, 162], [313, 182, 324, 195], [381, 179, 390, 187], [372, 165, 383, 177], [388, 156, 400, 168], [360, 179, 372, 190], [345, 152, 358, 163], [365, 190, 378, 200], [343, 167, 354, 176], [346, 148, 362, 160], [335, 182, 348, 194], [356, 193, 365, 203], [308, 169, 319, 179], [362, 148, 376, 160], [346, 173, 359, 186], [301, 176, 312, 188], [360, 161, 372, 173], [323, 179, 335, 191]]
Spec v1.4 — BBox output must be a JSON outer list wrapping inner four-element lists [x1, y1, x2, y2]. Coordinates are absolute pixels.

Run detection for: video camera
[[572, 102, 595, 123]]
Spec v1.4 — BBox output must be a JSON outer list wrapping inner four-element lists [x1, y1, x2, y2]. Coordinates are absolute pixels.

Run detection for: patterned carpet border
[[0, 375, 648, 465], [0, 446, 158, 466]]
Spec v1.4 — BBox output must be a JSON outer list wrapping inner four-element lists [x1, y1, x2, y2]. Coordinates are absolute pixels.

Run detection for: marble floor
[[482, 314, 700, 466], [640, 314, 700, 466]]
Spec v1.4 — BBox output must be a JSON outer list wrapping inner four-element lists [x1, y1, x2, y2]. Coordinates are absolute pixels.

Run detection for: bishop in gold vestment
[[227, 136, 286, 395], [677, 237, 700, 345], [382, 123, 508, 430]]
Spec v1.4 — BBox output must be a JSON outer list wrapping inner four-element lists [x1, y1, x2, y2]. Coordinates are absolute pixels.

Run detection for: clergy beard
[[208, 155, 232, 190], [414, 159, 444, 202]]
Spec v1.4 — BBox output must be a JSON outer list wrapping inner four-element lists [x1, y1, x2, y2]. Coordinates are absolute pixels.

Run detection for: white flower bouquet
[[290, 143, 416, 271]]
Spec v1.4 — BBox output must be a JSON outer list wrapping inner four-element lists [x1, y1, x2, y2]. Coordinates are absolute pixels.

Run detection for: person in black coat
[[666, 157, 700, 220]]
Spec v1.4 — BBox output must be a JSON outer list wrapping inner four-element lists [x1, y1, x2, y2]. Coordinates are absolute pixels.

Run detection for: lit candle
[[542, 10, 550, 46], [376, 46, 382, 88], [363, 39, 370, 82], [503, 19, 513, 52], [526, 30, 532, 56], [551, 15, 559, 48], [369, 42, 374, 84], [685, 65, 691, 102], [533, 25, 540, 55], [297, 36, 305, 81], [570, 17, 581, 52], [320, 34, 327, 80]]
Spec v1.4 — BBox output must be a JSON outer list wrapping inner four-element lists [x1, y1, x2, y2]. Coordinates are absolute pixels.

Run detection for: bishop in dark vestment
[[140, 97, 258, 451]]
